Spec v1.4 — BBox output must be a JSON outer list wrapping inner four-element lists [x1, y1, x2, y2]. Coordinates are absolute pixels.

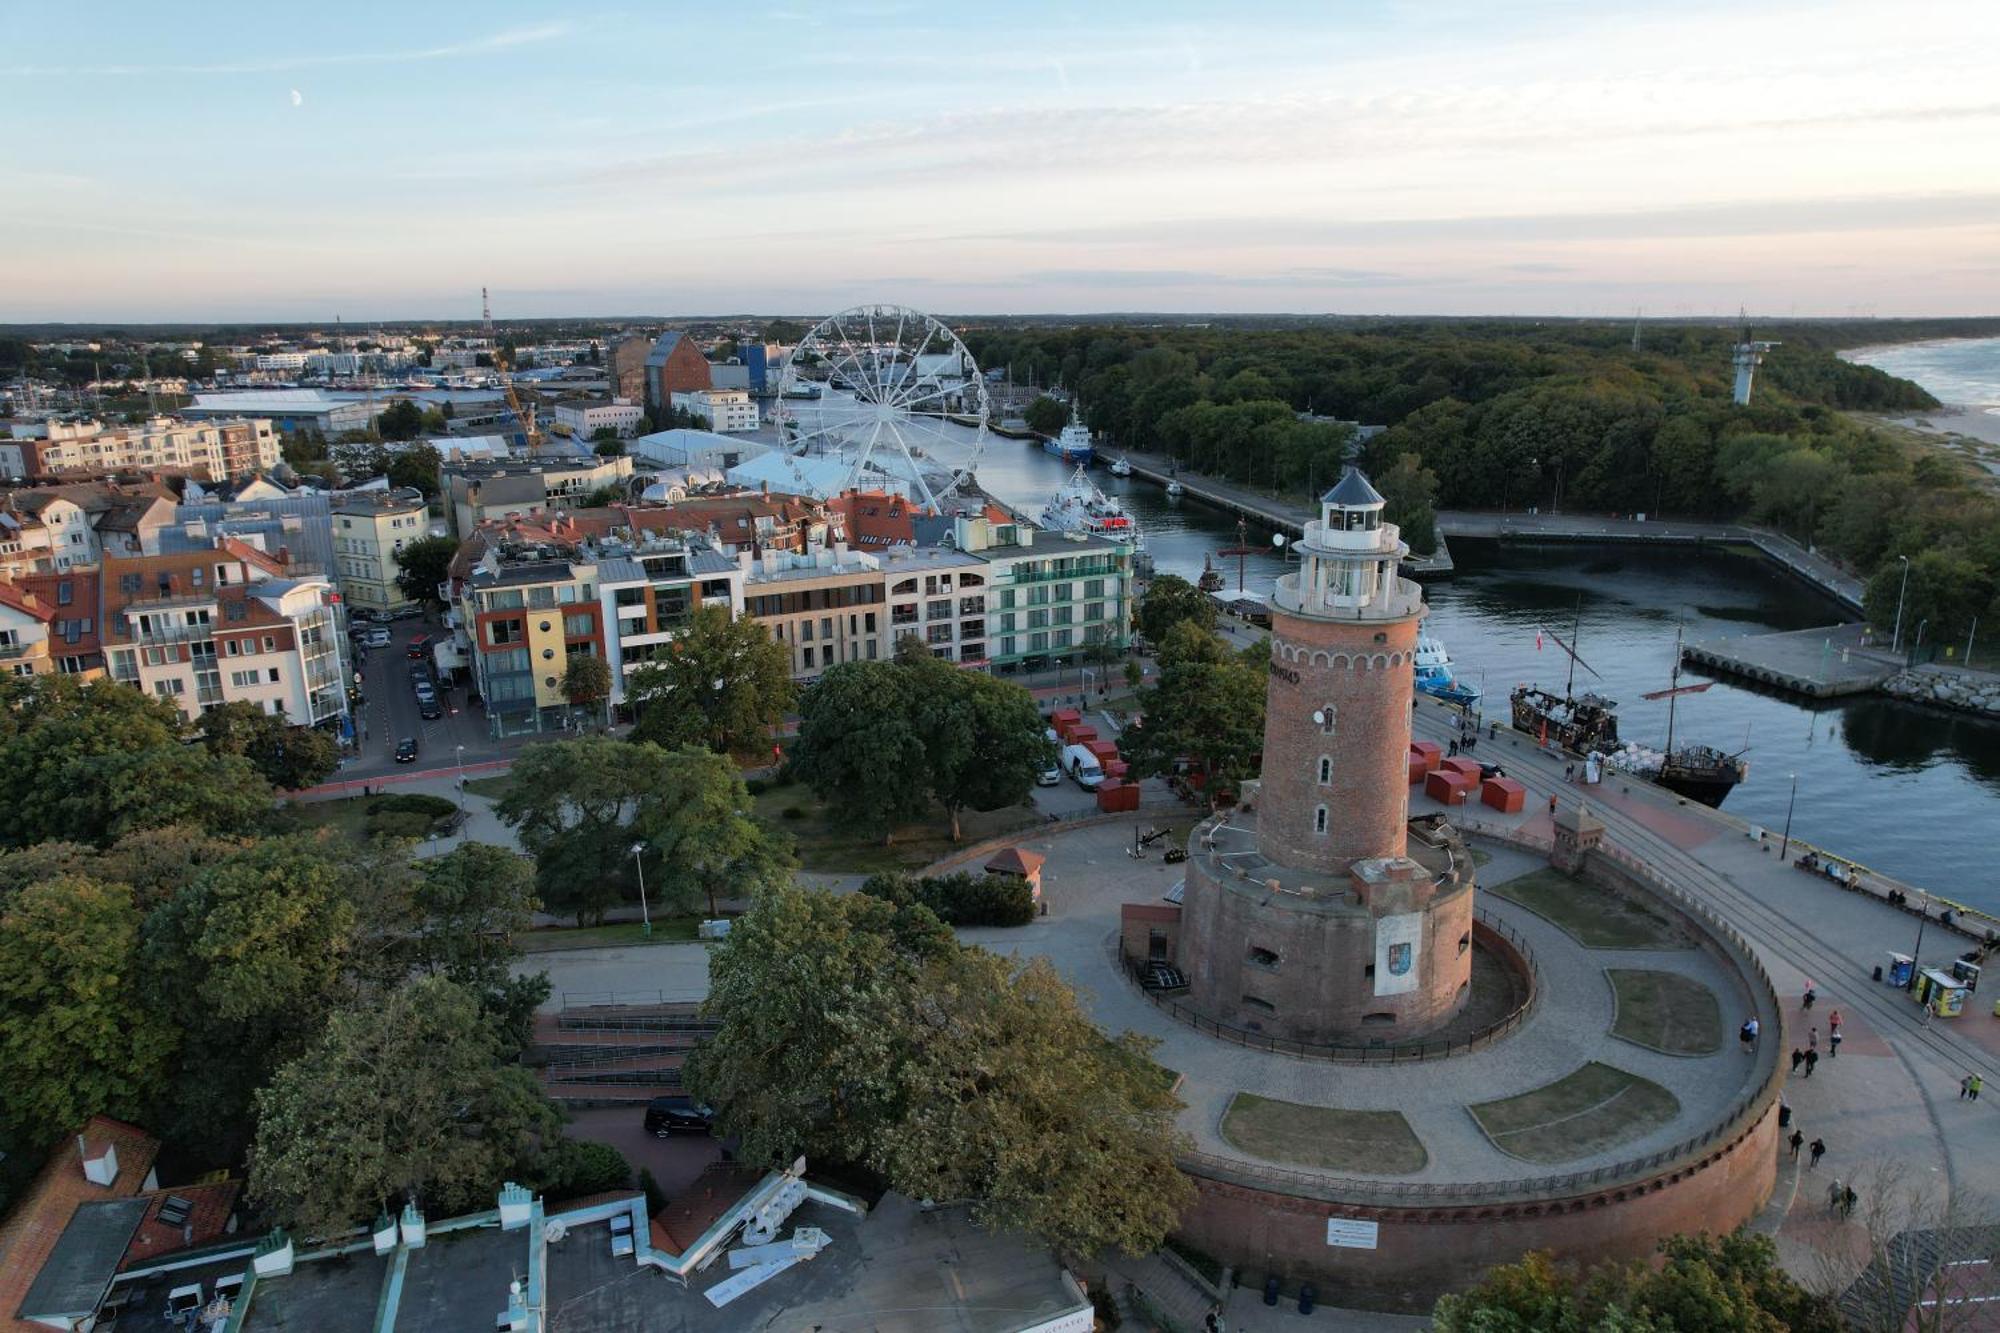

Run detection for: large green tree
[[627, 605, 794, 755], [386, 441, 443, 495], [790, 661, 933, 841], [393, 533, 459, 606], [559, 653, 612, 723], [631, 747, 792, 917], [1023, 394, 1070, 435], [197, 700, 341, 790], [1864, 548, 1993, 652], [895, 647, 1054, 840], [376, 398, 424, 442], [1121, 621, 1267, 792], [495, 736, 650, 925], [250, 976, 560, 1238], [0, 876, 177, 1146], [1135, 573, 1217, 646], [687, 884, 1192, 1258]]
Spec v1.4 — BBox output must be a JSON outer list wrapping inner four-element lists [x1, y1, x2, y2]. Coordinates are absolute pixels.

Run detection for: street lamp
[[1778, 773, 1798, 861], [1908, 891, 1930, 991], [454, 744, 466, 811], [1891, 554, 1912, 653], [629, 841, 652, 938]]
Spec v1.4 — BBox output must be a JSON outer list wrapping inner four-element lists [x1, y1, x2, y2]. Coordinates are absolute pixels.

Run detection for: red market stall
[[1439, 756, 1483, 782], [1409, 740, 1442, 773], [1095, 780, 1141, 813], [1480, 776, 1527, 813], [1425, 769, 1474, 806]]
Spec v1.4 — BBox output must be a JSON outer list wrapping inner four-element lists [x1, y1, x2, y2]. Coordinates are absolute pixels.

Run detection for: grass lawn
[[288, 797, 375, 842], [1470, 1062, 1681, 1165], [1486, 869, 1688, 950], [1607, 969, 1722, 1055], [515, 919, 703, 952], [1219, 1092, 1428, 1175], [463, 774, 516, 801], [750, 784, 1040, 875]]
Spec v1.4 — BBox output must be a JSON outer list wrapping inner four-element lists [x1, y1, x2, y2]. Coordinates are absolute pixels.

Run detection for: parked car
[[1037, 759, 1061, 786], [406, 634, 432, 659], [394, 737, 419, 763], [643, 1096, 715, 1138], [1062, 743, 1104, 790], [387, 605, 425, 621], [362, 628, 392, 649], [418, 695, 443, 720]]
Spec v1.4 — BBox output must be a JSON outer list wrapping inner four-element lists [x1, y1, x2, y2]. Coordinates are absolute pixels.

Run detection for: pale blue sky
[[2, 0, 1996, 321]]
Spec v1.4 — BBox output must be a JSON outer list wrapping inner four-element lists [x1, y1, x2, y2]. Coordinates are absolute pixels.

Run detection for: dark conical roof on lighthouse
[[1322, 466, 1384, 508]]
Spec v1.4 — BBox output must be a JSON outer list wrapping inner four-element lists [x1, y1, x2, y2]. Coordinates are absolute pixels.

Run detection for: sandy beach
[[1874, 403, 2000, 449]]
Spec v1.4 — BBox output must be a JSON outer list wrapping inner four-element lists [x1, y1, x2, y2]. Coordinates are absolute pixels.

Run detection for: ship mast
[[1565, 594, 1582, 698]]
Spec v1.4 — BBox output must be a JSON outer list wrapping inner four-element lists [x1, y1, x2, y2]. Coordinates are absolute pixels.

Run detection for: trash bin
[[1263, 1276, 1281, 1306], [1299, 1283, 1318, 1315]]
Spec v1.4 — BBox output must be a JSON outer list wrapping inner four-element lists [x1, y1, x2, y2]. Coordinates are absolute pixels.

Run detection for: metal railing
[[1117, 905, 1537, 1064]]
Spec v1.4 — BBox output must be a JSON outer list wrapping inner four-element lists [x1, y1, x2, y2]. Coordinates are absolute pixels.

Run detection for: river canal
[[969, 435, 2000, 910]]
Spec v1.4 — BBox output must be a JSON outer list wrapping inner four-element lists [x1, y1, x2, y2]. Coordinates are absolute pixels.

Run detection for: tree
[[393, 533, 459, 606], [250, 976, 560, 1237], [1376, 451, 1440, 555], [1121, 622, 1267, 792], [1865, 549, 1992, 652], [593, 436, 627, 457], [1024, 394, 1071, 435], [406, 843, 547, 1051], [419, 407, 448, 434], [1136, 573, 1217, 646], [496, 737, 658, 925], [559, 653, 612, 723], [386, 441, 443, 496], [197, 700, 340, 789], [896, 650, 1053, 840], [377, 398, 424, 442], [790, 662, 933, 841], [632, 747, 792, 917], [627, 605, 794, 755], [0, 876, 176, 1146], [1432, 1234, 1839, 1332], [687, 884, 1192, 1258]]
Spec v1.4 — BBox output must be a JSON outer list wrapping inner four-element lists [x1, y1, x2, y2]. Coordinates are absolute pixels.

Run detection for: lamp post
[[630, 841, 652, 938], [1891, 554, 1911, 653], [454, 744, 466, 811], [1778, 772, 1798, 861], [1908, 891, 1930, 991]]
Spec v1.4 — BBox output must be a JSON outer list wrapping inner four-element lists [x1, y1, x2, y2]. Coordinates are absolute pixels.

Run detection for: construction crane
[[482, 287, 542, 456]]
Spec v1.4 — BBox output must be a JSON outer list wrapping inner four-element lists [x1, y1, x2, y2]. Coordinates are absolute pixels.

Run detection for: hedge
[[858, 870, 1035, 927]]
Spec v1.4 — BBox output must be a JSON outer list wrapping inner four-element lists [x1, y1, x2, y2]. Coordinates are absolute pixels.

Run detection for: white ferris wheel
[[771, 304, 988, 512]]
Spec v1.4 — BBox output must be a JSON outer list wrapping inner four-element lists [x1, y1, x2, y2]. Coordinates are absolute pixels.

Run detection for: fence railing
[[1115, 905, 1537, 1065], [1177, 819, 1784, 1207]]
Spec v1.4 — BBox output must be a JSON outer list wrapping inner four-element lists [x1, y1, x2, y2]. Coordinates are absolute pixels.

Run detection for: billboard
[[1374, 912, 1422, 996]]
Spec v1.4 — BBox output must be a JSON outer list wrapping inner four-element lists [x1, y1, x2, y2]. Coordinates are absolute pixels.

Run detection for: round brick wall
[[1259, 605, 1421, 873]]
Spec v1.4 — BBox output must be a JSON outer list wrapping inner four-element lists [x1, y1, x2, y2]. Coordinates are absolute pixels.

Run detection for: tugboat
[[1415, 632, 1483, 710]]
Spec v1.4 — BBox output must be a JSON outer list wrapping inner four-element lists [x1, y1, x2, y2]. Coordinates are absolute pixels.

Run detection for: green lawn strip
[[1469, 1062, 1681, 1165], [1219, 1092, 1427, 1175], [1485, 869, 1689, 950], [749, 786, 1039, 875], [463, 774, 516, 801], [1607, 969, 1722, 1056], [515, 919, 702, 952], [287, 797, 375, 842]]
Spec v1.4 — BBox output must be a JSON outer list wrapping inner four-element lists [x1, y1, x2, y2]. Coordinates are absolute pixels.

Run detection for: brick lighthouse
[[1175, 469, 1476, 1042]]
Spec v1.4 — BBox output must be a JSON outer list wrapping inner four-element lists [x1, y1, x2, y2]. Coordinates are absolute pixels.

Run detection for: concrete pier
[[1681, 623, 1899, 697]]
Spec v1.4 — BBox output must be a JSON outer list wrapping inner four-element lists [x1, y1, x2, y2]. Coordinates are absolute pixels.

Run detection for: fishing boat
[[1108, 455, 1132, 477], [1040, 465, 1140, 542], [1043, 420, 1095, 465], [1414, 633, 1483, 709]]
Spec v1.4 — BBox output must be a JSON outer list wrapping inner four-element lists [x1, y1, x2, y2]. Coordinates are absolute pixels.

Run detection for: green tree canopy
[[197, 700, 341, 790], [386, 441, 443, 495], [1023, 394, 1071, 435], [627, 604, 794, 755], [687, 884, 1192, 1258], [1864, 548, 1993, 651], [0, 876, 177, 1147], [250, 976, 560, 1238], [560, 653, 612, 717], [790, 661, 934, 841], [1122, 621, 1267, 791], [630, 747, 792, 917], [893, 646, 1054, 840], [376, 398, 424, 442], [392, 533, 459, 605], [1136, 573, 1217, 646]]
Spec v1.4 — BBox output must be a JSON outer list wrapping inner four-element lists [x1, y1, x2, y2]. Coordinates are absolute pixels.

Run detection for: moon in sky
[[289, 89, 303, 108]]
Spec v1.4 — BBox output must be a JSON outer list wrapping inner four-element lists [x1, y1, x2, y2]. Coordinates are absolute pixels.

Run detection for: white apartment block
[[553, 399, 645, 440], [3, 416, 280, 483], [671, 389, 759, 434]]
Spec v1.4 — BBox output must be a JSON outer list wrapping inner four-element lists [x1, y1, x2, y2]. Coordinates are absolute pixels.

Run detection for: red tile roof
[[0, 1117, 160, 1333], [985, 847, 1046, 877], [118, 1181, 240, 1270]]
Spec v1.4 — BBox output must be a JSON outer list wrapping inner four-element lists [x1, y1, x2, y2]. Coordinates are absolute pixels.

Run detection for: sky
[[2, 0, 1997, 322]]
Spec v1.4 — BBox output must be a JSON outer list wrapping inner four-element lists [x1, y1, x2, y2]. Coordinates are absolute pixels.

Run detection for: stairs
[[530, 1004, 718, 1107]]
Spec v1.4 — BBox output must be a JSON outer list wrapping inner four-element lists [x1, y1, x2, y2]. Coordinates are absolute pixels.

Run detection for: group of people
[[1788, 986, 1844, 1076]]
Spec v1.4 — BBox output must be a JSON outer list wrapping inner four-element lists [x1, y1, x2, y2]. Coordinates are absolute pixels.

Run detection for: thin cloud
[[2, 22, 570, 76]]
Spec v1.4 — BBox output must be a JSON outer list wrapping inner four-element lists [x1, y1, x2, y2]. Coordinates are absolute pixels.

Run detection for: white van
[[1063, 744, 1105, 790]]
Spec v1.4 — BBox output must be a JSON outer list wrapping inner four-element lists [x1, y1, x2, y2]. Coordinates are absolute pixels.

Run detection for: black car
[[643, 1096, 715, 1138], [418, 696, 443, 720], [394, 737, 419, 763]]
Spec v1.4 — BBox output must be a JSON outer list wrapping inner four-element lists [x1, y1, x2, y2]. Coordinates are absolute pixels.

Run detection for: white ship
[[1040, 465, 1141, 544], [1108, 455, 1132, 477]]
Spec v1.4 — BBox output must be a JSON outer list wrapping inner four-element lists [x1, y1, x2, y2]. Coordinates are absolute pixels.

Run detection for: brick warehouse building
[[642, 331, 712, 413], [1176, 468, 1475, 1041]]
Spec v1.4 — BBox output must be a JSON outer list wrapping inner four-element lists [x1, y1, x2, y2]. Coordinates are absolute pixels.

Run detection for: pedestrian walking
[[1842, 1185, 1858, 1218], [1740, 1016, 1760, 1052], [1788, 1129, 1805, 1160], [1790, 1048, 1805, 1074], [1829, 1030, 1843, 1059], [1565, 762, 1575, 782], [1827, 1178, 1842, 1209], [1809, 1138, 1827, 1169], [1549, 794, 1559, 816], [1828, 1007, 1843, 1034], [1803, 981, 1816, 1010], [1805, 1049, 1819, 1078], [1973, 1075, 1985, 1102], [1809, 1028, 1817, 1051]]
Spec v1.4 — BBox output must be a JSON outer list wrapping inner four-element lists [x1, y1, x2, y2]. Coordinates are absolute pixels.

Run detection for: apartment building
[[959, 516, 1135, 671], [0, 482, 177, 576], [0, 572, 105, 679], [596, 535, 744, 699], [330, 488, 430, 614], [552, 398, 644, 440], [741, 544, 888, 679], [456, 547, 609, 737], [670, 388, 759, 434], [1, 416, 280, 482], [442, 457, 635, 538], [879, 545, 993, 666]]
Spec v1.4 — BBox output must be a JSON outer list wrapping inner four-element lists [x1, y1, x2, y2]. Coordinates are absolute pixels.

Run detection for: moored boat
[[1108, 455, 1132, 477], [1042, 420, 1095, 464], [1415, 632, 1483, 709], [1040, 464, 1141, 543]]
